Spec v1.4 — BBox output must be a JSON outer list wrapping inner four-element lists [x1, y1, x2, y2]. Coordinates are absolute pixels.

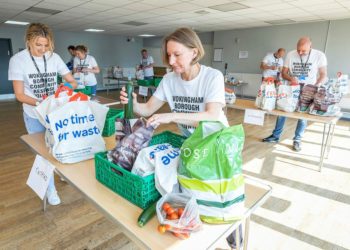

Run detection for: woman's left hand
[[147, 113, 173, 127]]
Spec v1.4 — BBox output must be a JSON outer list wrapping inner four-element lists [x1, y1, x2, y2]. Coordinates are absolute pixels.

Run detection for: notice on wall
[[27, 155, 55, 199], [139, 86, 148, 96], [244, 109, 265, 126], [239, 51, 249, 59]]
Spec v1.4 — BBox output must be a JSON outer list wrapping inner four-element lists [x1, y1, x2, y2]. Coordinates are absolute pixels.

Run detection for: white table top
[[21, 133, 271, 250], [227, 99, 341, 124]]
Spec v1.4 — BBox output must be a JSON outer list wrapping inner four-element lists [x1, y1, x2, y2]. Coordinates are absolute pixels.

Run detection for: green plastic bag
[[178, 121, 245, 224]]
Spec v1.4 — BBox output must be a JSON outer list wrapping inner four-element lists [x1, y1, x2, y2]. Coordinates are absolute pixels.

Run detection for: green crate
[[102, 108, 124, 137], [95, 131, 186, 209], [137, 79, 154, 86], [74, 86, 92, 95], [153, 77, 162, 87]]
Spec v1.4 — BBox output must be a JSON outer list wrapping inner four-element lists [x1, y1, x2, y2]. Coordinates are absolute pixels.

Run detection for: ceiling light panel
[[265, 19, 296, 24], [25, 7, 62, 15], [121, 21, 148, 26], [209, 2, 250, 12], [165, 2, 202, 11]]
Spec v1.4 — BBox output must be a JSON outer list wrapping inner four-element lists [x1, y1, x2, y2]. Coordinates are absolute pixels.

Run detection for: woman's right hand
[[120, 86, 137, 105]]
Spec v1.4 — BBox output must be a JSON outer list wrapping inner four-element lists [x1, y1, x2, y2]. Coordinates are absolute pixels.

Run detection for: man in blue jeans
[[262, 37, 328, 151]]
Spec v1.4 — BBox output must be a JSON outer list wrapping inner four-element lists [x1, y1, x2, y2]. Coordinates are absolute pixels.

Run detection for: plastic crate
[[137, 79, 154, 86], [74, 86, 92, 95], [95, 131, 186, 209], [154, 77, 162, 87], [102, 108, 124, 137]]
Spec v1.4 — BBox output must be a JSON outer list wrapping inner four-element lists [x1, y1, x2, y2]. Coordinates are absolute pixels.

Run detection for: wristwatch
[[35, 101, 41, 106]]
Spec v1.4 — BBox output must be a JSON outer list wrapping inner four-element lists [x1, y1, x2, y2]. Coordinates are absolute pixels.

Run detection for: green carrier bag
[[178, 121, 245, 224]]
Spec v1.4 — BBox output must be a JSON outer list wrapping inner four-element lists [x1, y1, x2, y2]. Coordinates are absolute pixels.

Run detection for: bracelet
[[63, 82, 73, 89]]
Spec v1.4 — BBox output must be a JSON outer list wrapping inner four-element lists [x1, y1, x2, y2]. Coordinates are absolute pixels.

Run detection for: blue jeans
[[23, 112, 56, 191], [144, 76, 153, 80], [272, 116, 307, 142]]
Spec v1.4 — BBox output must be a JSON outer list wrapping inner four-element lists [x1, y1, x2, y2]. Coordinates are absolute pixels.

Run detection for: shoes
[[226, 226, 243, 250], [262, 135, 279, 143], [293, 141, 302, 152], [47, 189, 61, 206]]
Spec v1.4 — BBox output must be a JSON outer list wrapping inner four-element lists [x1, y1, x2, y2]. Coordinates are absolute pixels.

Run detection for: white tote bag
[[47, 93, 108, 163], [35, 86, 75, 149], [276, 83, 300, 112]]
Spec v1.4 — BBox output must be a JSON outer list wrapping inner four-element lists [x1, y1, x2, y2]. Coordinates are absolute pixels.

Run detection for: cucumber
[[124, 81, 134, 119], [138, 200, 157, 227]]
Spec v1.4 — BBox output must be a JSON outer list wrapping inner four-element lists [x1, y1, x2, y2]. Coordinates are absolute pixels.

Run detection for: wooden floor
[[1, 90, 350, 250]]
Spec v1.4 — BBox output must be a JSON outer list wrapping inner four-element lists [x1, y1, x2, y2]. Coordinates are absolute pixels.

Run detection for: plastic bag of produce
[[276, 83, 300, 112], [156, 193, 202, 238], [297, 83, 318, 112]]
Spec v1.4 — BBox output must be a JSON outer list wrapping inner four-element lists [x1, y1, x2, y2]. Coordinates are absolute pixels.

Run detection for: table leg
[[43, 192, 47, 212], [235, 227, 241, 250], [243, 217, 250, 250], [325, 124, 335, 159], [319, 123, 332, 172]]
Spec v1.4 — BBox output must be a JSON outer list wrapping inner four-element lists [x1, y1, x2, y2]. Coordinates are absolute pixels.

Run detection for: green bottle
[[124, 80, 134, 119]]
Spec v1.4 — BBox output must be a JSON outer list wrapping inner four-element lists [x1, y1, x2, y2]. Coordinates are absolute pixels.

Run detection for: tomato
[[158, 225, 166, 234], [177, 207, 184, 217], [166, 207, 175, 215], [162, 202, 171, 212], [164, 224, 171, 230], [169, 212, 179, 220]]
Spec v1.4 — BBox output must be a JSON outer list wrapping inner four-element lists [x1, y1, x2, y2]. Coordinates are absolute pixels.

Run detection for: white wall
[[213, 19, 350, 100], [0, 25, 143, 90]]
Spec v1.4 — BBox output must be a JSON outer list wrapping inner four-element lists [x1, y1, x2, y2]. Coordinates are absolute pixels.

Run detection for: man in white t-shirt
[[140, 49, 154, 80], [263, 37, 327, 152], [260, 48, 285, 80]]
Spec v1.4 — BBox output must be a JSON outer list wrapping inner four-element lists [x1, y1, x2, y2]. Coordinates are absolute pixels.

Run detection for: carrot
[[172, 232, 190, 240]]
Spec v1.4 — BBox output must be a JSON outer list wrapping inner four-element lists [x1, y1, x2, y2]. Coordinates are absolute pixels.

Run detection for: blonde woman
[[9, 23, 77, 205], [73, 45, 100, 96], [121, 27, 228, 137]]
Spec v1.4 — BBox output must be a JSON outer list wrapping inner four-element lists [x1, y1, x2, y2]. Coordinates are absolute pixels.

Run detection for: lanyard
[[30, 53, 48, 97], [80, 55, 87, 68], [273, 54, 279, 65], [299, 49, 311, 75]]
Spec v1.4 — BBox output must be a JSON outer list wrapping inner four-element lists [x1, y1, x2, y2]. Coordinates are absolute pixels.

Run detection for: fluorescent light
[[139, 34, 156, 37], [5, 20, 29, 25], [84, 29, 105, 32]]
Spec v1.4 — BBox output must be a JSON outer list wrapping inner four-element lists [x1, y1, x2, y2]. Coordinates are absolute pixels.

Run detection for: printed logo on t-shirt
[[76, 62, 90, 74], [171, 95, 204, 131], [291, 62, 312, 78], [28, 72, 57, 98]]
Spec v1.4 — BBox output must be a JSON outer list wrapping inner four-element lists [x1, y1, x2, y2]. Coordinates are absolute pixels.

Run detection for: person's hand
[[147, 113, 173, 127], [290, 77, 299, 85], [120, 86, 137, 105], [271, 65, 277, 70]]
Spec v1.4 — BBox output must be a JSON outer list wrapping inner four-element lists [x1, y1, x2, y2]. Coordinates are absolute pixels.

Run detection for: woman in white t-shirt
[[120, 27, 228, 137], [73, 45, 100, 96], [8, 23, 77, 206]]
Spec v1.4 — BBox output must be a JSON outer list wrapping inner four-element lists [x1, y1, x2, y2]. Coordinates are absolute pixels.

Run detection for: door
[[0, 39, 13, 94]]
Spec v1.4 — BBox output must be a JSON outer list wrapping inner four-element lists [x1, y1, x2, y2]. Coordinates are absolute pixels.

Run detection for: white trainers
[[47, 189, 61, 205]]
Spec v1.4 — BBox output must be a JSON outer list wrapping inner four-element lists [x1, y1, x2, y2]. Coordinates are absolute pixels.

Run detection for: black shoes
[[293, 141, 302, 152], [262, 135, 279, 143]]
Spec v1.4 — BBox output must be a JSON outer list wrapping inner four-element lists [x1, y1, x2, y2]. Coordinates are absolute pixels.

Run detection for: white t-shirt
[[8, 49, 69, 118], [73, 55, 98, 86], [140, 56, 154, 77], [262, 53, 284, 78], [284, 49, 327, 85], [153, 65, 228, 137]]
